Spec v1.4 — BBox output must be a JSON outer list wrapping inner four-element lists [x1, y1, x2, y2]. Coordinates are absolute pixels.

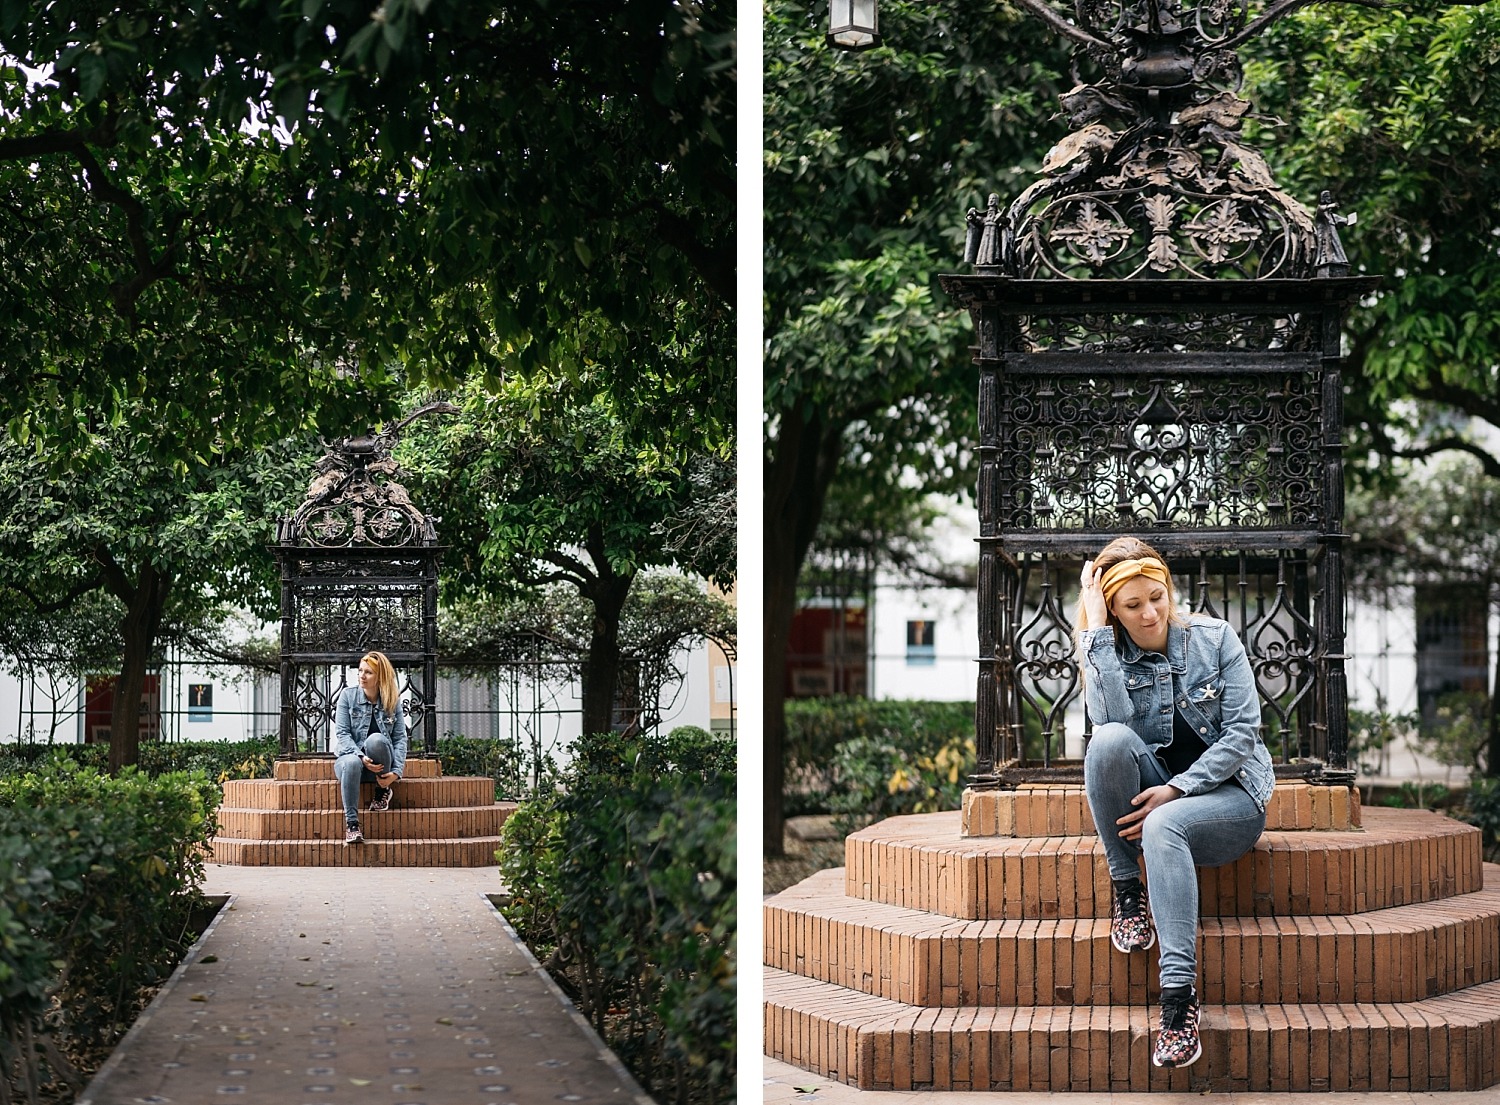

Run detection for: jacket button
[[1199, 726, 1208, 734]]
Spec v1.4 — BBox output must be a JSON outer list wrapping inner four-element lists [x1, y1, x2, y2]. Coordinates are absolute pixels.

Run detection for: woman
[[332, 650, 408, 845], [1076, 537, 1274, 1069]]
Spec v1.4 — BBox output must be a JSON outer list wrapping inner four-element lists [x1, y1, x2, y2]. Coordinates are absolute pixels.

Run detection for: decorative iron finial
[[285, 401, 459, 550], [1314, 190, 1351, 277], [975, 0, 1383, 279]]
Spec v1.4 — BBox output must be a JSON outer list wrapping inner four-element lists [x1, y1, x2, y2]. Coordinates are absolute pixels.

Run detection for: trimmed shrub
[[0, 762, 219, 1102], [784, 697, 975, 819], [825, 732, 976, 833], [433, 732, 559, 800], [499, 728, 734, 1105], [0, 736, 277, 793]]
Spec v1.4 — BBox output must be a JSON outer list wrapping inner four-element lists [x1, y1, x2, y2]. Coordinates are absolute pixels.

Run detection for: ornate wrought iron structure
[[273, 406, 456, 758], [934, 0, 1382, 787]]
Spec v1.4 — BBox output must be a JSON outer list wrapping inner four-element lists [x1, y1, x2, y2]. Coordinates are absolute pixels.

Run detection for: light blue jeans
[[334, 734, 395, 826], [1084, 721, 1266, 990]]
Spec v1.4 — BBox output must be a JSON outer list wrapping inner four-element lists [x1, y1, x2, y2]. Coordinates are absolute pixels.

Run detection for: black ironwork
[[273, 405, 455, 758], [939, 0, 1383, 788]]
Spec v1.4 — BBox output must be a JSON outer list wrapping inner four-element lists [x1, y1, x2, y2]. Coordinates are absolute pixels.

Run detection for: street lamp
[[827, 0, 879, 50]]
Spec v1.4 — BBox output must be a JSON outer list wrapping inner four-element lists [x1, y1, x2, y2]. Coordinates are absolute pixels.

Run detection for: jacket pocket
[[1124, 672, 1156, 721]]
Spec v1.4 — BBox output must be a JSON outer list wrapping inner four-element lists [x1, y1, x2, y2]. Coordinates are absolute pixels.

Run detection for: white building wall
[[0, 645, 721, 761]]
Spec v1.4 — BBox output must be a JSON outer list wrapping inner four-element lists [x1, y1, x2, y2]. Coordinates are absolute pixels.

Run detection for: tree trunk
[[579, 562, 636, 738], [108, 562, 171, 775], [763, 407, 847, 856]]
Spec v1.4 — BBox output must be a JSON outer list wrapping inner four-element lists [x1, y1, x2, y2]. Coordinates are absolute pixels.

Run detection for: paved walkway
[[79, 865, 652, 1105], [763, 1056, 1500, 1103]]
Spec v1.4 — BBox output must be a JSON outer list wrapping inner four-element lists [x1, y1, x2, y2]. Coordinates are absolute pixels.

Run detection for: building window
[[906, 619, 936, 666], [1415, 582, 1489, 725]]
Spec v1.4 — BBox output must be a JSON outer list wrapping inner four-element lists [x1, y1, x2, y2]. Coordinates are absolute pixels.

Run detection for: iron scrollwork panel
[[1188, 552, 1321, 765], [997, 550, 1325, 771], [1007, 556, 1083, 767], [998, 372, 1322, 533], [283, 664, 430, 756], [292, 588, 426, 655], [1016, 311, 1318, 354]]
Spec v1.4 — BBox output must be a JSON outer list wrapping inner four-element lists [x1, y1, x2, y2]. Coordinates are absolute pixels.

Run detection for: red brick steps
[[765, 800, 1500, 1091], [846, 807, 1482, 918], [767, 866, 1500, 1006], [764, 966, 1500, 1092], [210, 756, 516, 867]]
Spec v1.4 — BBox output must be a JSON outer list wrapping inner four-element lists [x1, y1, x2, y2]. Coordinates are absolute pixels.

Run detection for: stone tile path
[[79, 865, 652, 1105]]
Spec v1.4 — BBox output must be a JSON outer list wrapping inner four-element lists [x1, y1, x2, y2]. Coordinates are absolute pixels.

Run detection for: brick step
[[766, 866, 1500, 1007], [962, 780, 1360, 837], [221, 776, 498, 810], [273, 757, 443, 781], [209, 835, 504, 867], [846, 807, 1482, 919], [216, 803, 517, 841], [764, 966, 1500, 1092]]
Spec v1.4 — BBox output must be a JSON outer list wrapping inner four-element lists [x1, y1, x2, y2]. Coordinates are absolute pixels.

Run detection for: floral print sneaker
[[1153, 987, 1202, 1068], [1110, 878, 1156, 953]]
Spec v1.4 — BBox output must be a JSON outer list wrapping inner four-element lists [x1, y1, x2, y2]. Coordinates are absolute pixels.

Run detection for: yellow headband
[[1099, 557, 1170, 606]]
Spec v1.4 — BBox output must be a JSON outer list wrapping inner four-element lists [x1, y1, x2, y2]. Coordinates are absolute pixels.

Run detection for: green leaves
[[497, 727, 735, 1102], [1246, 5, 1500, 436]]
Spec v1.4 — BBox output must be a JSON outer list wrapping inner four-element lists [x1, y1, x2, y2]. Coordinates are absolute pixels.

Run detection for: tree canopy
[[1245, 3, 1500, 470], [762, 0, 1070, 851], [1, 1, 735, 764], [1, 0, 734, 452], [399, 372, 734, 738], [0, 407, 311, 769]]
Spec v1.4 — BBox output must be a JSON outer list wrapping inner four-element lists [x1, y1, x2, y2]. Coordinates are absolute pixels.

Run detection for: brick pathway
[[79, 865, 652, 1105]]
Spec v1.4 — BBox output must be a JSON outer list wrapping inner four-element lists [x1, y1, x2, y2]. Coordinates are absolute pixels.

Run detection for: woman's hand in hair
[[1080, 559, 1109, 629]]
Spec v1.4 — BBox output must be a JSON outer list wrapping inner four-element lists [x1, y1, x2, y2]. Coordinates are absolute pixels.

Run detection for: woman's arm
[[1079, 626, 1133, 722], [387, 702, 408, 779], [332, 687, 359, 759]]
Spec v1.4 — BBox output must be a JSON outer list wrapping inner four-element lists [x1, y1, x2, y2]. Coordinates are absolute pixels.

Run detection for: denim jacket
[[332, 685, 408, 778], [1080, 614, 1275, 811]]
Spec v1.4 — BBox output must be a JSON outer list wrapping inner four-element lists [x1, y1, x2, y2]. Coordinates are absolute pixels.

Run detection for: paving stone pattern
[[79, 866, 651, 1105]]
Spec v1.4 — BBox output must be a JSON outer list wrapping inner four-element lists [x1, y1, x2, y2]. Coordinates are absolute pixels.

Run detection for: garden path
[[78, 865, 652, 1105]]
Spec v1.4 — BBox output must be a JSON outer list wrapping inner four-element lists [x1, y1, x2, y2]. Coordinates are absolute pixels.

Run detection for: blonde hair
[[360, 651, 400, 715], [1074, 536, 1186, 643]]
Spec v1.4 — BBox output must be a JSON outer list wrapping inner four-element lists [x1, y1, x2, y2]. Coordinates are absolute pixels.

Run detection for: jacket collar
[[1117, 620, 1189, 673]]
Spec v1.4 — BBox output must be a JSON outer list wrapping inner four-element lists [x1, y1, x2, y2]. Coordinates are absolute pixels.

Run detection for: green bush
[[785, 697, 973, 767], [434, 733, 547, 800], [825, 732, 975, 833], [499, 728, 735, 1105], [0, 736, 277, 794], [1463, 776, 1500, 846], [784, 698, 976, 818], [0, 762, 219, 1102]]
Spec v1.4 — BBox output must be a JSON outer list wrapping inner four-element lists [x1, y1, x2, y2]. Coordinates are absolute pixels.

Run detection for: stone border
[[76, 893, 234, 1105], [482, 893, 657, 1105]]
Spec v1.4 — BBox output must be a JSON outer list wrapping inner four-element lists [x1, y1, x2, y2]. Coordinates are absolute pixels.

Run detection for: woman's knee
[[333, 753, 363, 780], [1140, 803, 1195, 854], [1086, 722, 1143, 766]]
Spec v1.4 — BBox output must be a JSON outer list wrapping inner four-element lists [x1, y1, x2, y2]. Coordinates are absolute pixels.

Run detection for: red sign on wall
[[84, 675, 161, 743]]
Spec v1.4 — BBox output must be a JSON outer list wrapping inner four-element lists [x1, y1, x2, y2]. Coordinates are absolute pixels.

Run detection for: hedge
[[784, 697, 976, 824], [0, 762, 219, 1105], [499, 727, 735, 1105]]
